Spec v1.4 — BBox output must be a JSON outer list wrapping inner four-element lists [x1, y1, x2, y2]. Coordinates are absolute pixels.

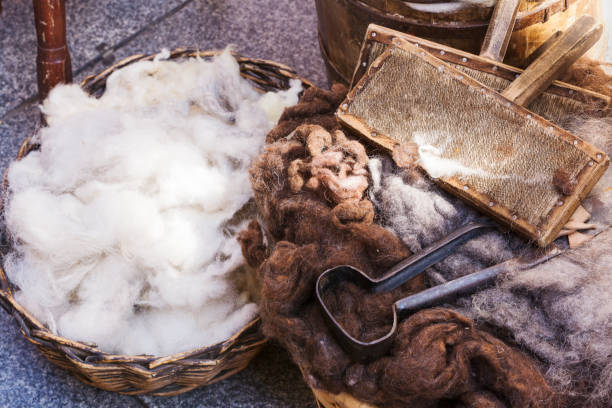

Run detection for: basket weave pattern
[[0, 49, 309, 396]]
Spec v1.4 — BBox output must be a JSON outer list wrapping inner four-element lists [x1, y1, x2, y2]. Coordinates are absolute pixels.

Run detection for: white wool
[[417, 144, 489, 179], [154, 48, 171, 61], [412, 131, 479, 179], [4, 49, 301, 356], [413, 132, 552, 185]]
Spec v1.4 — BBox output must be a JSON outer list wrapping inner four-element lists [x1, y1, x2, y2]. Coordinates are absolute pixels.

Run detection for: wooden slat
[[502, 16, 604, 106], [521, 30, 564, 68], [480, 0, 521, 62]]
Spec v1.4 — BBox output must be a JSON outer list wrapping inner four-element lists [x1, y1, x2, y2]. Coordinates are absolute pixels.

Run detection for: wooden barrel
[[315, 0, 606, 84]]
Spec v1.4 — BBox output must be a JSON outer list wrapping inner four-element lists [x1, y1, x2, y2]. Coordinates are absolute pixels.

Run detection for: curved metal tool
[[317, 235, 562, 361], [316, 219, 496, 360]]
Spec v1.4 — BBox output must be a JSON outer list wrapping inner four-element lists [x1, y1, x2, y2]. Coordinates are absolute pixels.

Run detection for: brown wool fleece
[[240, 87, 555, 407], [561, 58, 612, 101]]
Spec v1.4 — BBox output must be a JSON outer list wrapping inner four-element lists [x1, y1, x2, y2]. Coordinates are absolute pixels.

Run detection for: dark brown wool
[[240, 87, 555, 408]]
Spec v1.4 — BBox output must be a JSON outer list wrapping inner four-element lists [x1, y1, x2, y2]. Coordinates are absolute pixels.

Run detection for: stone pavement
[[0, 1, 325, 407]]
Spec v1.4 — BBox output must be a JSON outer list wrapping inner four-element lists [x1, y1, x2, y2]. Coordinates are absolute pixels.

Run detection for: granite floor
[[0, 1, 325, 407]]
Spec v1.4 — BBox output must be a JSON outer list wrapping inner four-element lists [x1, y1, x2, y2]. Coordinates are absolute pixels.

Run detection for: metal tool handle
[[394, 248, 563, 316], [373, 219, 495, 293], [479, 0, 521, 62]]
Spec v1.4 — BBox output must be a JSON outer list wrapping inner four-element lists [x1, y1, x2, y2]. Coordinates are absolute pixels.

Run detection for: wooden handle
[[520, 30, 563, 68], [479, 0, 521, 62], [33, 0, 72, 101], [501, 15, 603, 106]]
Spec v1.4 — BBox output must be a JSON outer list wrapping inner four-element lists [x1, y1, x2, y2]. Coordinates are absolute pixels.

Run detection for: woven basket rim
[[0, 48, 310, 395]]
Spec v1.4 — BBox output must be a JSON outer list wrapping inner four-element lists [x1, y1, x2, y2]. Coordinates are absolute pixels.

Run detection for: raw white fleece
[[4, 49, 301, 356]]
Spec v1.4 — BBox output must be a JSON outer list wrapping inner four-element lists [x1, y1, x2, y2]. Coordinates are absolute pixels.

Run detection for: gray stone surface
[[0, 0, 324, 407], [0, 310, 143, 408]]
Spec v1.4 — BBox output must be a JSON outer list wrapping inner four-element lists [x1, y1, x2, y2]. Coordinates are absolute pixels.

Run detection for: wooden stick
[[502, 15, 603, 106], [520, 30, 563, 68], [479, 0, 521, 62], [33, 0, 72, 101]]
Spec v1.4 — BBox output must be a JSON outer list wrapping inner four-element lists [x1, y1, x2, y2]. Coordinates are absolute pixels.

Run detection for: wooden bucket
[[315, 0, 606, 84]]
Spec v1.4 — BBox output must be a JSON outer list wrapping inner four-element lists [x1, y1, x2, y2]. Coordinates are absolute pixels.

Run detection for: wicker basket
[[0, 49, 310, 396]]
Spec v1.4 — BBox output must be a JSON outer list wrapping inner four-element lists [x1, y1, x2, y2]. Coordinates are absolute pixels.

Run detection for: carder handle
[[373, 220, 496, 293], [479, 0, 521, 62], [520, 30, 563, 68], [502, 15, 603, 106]]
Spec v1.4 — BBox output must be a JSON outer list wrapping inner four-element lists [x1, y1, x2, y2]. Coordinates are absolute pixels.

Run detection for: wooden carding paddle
[[350, 25, 610, 127], [337, 16, 609, 247]]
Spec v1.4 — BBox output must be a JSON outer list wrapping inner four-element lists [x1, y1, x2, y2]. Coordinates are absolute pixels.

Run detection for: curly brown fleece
[[240, 88, 555, 408]]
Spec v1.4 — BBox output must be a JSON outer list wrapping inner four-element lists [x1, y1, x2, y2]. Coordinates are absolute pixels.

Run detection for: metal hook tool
[[316, 220, 562, 361]]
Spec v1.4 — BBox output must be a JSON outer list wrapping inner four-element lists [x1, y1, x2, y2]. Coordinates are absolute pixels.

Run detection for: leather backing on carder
[[351, 25, 610, 129], [338, 40, 609, 247]]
